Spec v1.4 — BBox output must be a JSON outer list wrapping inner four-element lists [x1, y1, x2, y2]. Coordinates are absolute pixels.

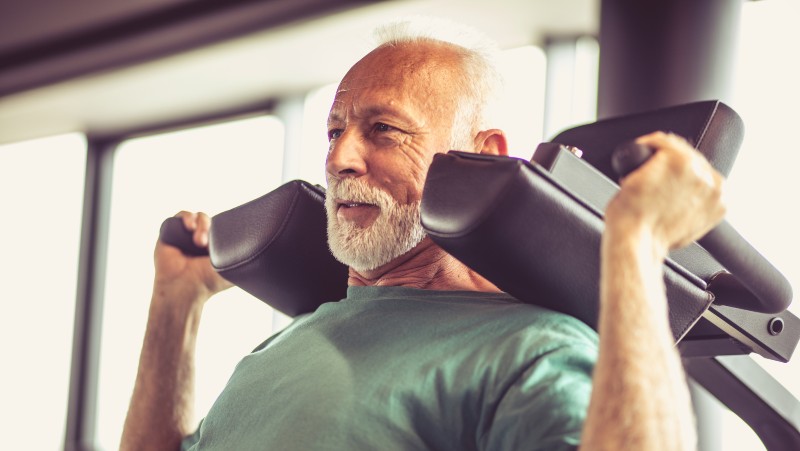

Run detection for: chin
[[327, 206, 426, 272], [325, 177, 426, 272]]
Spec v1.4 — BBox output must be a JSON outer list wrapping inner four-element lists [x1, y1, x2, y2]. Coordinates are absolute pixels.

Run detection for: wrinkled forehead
[[334, 73, 397, 98], [330, 43, 463, 113]]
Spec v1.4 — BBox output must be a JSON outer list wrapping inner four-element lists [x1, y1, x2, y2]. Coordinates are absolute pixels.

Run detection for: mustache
[[326, 178, 394, 208]]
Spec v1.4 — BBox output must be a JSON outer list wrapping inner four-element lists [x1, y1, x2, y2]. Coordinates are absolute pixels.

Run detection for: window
[[94, 116, 285, 450], [728, 0, 800, 394], [497, 45, 549, 159], [300, 83, 338, 186], [542, 36, 599, 140], [719, 0, 800, 448], [0, 133, 86, 450]]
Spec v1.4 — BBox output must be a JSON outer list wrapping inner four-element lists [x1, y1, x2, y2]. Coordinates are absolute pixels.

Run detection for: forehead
[[329, 43, 463, 119]]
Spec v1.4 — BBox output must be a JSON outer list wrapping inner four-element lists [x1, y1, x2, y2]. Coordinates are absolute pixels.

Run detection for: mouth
[[337, 200, 375, 209], [335, 199, 380, 224]]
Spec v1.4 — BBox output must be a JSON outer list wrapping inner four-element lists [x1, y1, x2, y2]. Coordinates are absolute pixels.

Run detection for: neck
[[347, 237, 502, 292]]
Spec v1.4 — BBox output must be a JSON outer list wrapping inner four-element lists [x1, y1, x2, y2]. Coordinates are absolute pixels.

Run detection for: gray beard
[[325, 178, 427, 272]]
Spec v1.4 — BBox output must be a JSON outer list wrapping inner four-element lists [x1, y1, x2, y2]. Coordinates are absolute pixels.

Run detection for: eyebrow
[[327, 104, 416, 127], [327, 108, 344, 126]]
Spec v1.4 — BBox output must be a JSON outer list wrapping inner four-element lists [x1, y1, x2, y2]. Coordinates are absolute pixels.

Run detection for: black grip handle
[[611, 142, 656, 177], [158, 217, 210, 257], [611, 141, 792, 314]]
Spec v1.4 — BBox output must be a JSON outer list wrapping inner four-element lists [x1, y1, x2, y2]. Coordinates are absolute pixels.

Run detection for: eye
[[373, 122, 393, 133], [327, 128, 343, 141]]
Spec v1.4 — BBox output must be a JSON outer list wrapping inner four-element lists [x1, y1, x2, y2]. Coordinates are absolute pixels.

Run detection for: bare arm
[[121, 212, 232, 451], [581, 132, 726, 450]]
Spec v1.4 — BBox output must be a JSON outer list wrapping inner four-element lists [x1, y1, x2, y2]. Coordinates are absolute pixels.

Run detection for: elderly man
[[122, 21, 723, 451]]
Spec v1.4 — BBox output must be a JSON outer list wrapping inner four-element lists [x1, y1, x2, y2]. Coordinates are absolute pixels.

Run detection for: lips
[[336, 200, 375, 209], [335, 199, 380, 224]]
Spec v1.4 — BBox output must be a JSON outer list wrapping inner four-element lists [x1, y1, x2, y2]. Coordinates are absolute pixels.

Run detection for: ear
[[473, 129, 509, 156]]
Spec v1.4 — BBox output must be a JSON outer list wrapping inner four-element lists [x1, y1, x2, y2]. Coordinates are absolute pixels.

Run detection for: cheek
[[397, 134, 441, 171], [368, 154, 429, 204]]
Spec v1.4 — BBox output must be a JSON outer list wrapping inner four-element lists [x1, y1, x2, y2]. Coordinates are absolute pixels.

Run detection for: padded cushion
[[551, 100, 744, 179], [209, 181, 348, 316], [420, 151, 713, 341]]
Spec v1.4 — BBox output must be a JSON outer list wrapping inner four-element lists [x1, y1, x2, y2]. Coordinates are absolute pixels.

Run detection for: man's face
[[324, 42, 466, 271]]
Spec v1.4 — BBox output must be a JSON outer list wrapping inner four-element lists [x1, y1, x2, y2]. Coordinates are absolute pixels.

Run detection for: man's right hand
[[153, 211, 233, 304]]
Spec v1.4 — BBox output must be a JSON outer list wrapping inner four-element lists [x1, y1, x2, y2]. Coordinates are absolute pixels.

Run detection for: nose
[[325, 128, 367, 179]]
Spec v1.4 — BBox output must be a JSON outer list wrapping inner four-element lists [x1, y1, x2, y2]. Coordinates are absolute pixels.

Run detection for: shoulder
[[344, 286, 598, 349], [405, 289, 599, 381], [467, 292, 598, 351]]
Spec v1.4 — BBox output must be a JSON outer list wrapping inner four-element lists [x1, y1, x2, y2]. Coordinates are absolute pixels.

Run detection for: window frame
[[63, 102, 279, 451]]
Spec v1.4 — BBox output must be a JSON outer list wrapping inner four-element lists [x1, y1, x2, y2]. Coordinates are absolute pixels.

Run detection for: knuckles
[[174, 210, 212, 232], [610, 133, 728, 248]]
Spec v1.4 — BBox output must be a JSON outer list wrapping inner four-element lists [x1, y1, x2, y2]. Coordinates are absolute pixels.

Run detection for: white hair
[[373, 17, 504, 150]]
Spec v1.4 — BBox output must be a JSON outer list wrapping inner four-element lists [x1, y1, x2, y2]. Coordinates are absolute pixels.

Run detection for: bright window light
[[721, 1, 800, 449], [95, 116, 284, 450], [542, 37, 600, 140], [496, 45, 548, 159], [0, 133, 86, 451], [301, 83, 338, 187]]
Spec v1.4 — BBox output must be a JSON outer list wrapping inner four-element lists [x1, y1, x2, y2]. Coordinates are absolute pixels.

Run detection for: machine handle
[[158, 216, 210, 257], [611, 141, 793, 314]]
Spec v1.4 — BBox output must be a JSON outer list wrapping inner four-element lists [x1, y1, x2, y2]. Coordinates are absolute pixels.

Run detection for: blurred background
[[0, 0, 798, 449]]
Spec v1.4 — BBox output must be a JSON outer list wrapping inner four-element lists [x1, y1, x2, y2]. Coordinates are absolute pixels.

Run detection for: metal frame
[[685, 356, 800, 451], [680, 306, 800, 451], [65, 139, 117, 451]]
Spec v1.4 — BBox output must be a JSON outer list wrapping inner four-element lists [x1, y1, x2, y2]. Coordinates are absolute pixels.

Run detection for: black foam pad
[[209, 181, 348, 316], [420, 151, 714, 341], [551, 100, 744, 180]]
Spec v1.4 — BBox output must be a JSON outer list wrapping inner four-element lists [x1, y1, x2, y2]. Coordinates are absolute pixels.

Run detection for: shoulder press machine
[[161, 100, 799, 451]]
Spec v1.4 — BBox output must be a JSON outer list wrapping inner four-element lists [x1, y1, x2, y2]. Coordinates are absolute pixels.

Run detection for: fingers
[[632, 132, 723, 192], [607, 131, 727, 250], [175, 210, 211, 248], [154, 210, 230, 299], [635, 130, 690, 148], [633, 132, 698, 179]]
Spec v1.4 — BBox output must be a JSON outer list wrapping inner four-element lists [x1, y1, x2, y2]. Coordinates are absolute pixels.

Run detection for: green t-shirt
[[182, 286, 598, 450]]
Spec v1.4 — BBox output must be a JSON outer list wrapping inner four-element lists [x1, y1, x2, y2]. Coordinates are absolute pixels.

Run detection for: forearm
[[121, 285, 206, 451], [581, 226, 696, 451]]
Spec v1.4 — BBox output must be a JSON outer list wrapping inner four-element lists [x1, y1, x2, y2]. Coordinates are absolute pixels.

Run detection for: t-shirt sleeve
[[480, 343, 596, 451], [180, 419, 202, 451], [178, 320, 304, 451]]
